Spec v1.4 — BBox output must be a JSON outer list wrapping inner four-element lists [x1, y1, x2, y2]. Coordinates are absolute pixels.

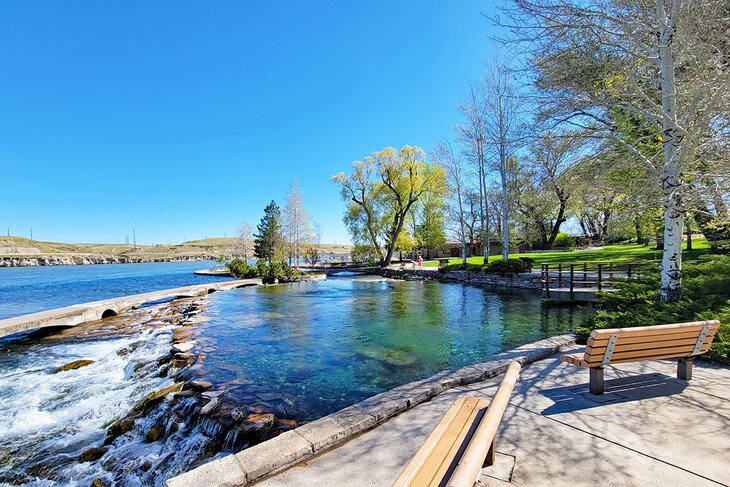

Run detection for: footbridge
[[0, 278, 261, 339]]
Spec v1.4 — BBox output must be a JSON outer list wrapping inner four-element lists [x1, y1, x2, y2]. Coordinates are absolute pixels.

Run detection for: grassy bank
[[582, 254, 729, 365], [424, 238, 710, 267]]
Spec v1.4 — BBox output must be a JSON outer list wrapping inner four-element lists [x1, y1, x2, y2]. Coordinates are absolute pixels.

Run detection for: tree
[[283, 179, 312, 268], [237, 222, 253, 259], [253, 201, 284, 264], [434, 141, 468, 263], [333, 146, 447, 267], [457, 86, 490, 263], [497, 0, 730, 301], [483, 61, 522, 260], [517, 132, 582, 248], [415, 192, 447, 260]]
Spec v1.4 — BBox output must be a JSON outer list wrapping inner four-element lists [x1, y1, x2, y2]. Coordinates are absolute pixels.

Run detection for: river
[[0, 272, 590, 486], [0, 261, 232, 320]]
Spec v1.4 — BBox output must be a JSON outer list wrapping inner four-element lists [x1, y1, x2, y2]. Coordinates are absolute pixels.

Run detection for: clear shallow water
[[0, 261, 231, 319], [192, 277, 589, 421]]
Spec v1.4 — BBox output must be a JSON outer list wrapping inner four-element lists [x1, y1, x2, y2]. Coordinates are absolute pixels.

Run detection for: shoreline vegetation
[[0, 236, 352, 268]]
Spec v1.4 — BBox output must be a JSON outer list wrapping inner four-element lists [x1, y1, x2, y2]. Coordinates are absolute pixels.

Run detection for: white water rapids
[[0, 301, 222, 486]]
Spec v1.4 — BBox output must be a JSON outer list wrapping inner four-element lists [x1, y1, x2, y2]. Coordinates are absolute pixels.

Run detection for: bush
[[483, 259, 530, 275], [439, 259, 530, 275], [579, 255, 730, 364], [228, 259, 303, 282], [552, 232, 576, 250], [227, 259, 258, 278]]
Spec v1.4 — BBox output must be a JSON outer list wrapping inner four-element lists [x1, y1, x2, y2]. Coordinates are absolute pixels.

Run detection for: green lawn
[[423, 237, 711, 267]]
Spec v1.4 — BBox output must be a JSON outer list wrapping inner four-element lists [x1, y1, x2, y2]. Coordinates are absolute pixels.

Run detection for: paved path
[[256, 348, 730, 486], [0, 278, 261, 338]]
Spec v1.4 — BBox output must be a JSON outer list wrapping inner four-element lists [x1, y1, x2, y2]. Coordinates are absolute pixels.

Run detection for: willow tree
[[497, 0, 730, 301], [333, 146, 447, 267]]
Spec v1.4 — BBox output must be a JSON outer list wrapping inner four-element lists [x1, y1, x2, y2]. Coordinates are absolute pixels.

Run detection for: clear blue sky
[[1, 1, 501, 245]]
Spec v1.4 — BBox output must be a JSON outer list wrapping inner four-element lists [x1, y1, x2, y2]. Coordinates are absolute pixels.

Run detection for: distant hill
[[0, 236, 352, 260]]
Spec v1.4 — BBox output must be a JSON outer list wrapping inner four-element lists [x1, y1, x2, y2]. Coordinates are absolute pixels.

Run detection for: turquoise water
[[191, 276, 588, 421]]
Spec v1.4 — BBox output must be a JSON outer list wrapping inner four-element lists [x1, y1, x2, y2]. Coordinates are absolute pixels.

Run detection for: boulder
[[172, 341, 195, 354], [277, 419, 298, 430], [131, 383, 183, 415], [189, 380, 212, 391], [55, 359, 94, 373], [105, 418, 136, 443], [236, 413, 276, 435], [145, 424, 165, 443], [78, 446, 107, 462], [200, 396, 221, 415]]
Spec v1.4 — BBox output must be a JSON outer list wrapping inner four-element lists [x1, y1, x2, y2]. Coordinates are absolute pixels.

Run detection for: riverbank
[[0, 236, 353, 267]]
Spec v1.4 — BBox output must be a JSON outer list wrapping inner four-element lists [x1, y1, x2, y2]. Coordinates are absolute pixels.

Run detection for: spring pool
[[190, 276, 590, 421]]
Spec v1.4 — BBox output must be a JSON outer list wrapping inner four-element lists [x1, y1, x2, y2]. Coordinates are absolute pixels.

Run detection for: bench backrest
[[581, 320, 720, 367]]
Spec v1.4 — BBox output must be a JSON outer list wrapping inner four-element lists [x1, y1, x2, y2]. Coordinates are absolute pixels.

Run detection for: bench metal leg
[[678, 358, 693, 381], [484, 439, 495, 467], [589, 367, 604, 395]]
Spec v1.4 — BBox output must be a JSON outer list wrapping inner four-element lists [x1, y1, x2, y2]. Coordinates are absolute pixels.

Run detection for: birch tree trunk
[[657, 0, 683, 302]]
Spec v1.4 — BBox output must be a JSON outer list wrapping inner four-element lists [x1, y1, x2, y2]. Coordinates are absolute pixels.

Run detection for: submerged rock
[[236, 413, 276, 435], [78, 446, 107, 462], [131, 383, 183, 416], [106, 418, 136, 443], [145, 424, 165, 443], [189, 380, 212, 391], [55, 359, 94, 373]]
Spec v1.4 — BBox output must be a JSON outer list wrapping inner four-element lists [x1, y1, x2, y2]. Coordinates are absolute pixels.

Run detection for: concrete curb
[[166, 334, 576, 487]]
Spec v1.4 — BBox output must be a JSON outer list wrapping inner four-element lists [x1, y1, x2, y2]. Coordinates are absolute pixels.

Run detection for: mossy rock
[[55, 359, 94, 373], [78, 446, 107, 462], [91, 478, 111, 487], [145, 424, 165, 443], [131, 383, 184, 415], [105, 418, 136, 442]]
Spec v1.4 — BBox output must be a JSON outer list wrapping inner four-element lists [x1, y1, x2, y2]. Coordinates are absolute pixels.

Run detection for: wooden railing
[[541, 261, 648, 299]]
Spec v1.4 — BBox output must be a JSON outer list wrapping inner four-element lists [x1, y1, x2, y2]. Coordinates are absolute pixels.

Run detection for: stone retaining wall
[[379, 268, 543, 290], [166, 334, 576, 487]]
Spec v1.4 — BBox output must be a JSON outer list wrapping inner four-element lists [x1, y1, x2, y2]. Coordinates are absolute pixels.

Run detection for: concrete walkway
[[255, 348, 730, 487]]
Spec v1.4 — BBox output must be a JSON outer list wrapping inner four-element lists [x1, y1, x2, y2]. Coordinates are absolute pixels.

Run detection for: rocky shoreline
[[0, 255, 221, 267], [28, 294, 300, 486]]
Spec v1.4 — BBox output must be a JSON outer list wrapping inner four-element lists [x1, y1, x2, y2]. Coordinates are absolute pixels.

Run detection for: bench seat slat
[[587, 336, 715, 355], [588, 329, 718, 348], [392, 396, 489, 487], [584, 343, 711, 365], [588, 321, 719, 341]]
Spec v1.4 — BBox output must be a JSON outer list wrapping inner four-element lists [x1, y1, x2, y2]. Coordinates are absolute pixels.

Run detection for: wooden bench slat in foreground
[[562, 320, 721, 394], [393, 361, 521, 487]]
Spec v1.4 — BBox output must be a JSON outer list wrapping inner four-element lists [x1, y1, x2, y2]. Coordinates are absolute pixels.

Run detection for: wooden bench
[[438, 259, 450, 269], [561, 320, 721, 395], [393, 362, 521, 487]]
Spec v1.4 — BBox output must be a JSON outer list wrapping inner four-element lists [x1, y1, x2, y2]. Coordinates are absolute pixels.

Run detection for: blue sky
[[1, 1, 501, 245]]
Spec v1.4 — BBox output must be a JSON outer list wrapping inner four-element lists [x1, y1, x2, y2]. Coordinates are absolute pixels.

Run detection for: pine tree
[[253, 201, 283, 264]]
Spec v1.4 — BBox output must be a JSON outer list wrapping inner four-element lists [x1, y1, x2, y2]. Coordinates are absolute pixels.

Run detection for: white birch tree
[[283, 179, 312, 269], [497, 0, 730, 301]]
